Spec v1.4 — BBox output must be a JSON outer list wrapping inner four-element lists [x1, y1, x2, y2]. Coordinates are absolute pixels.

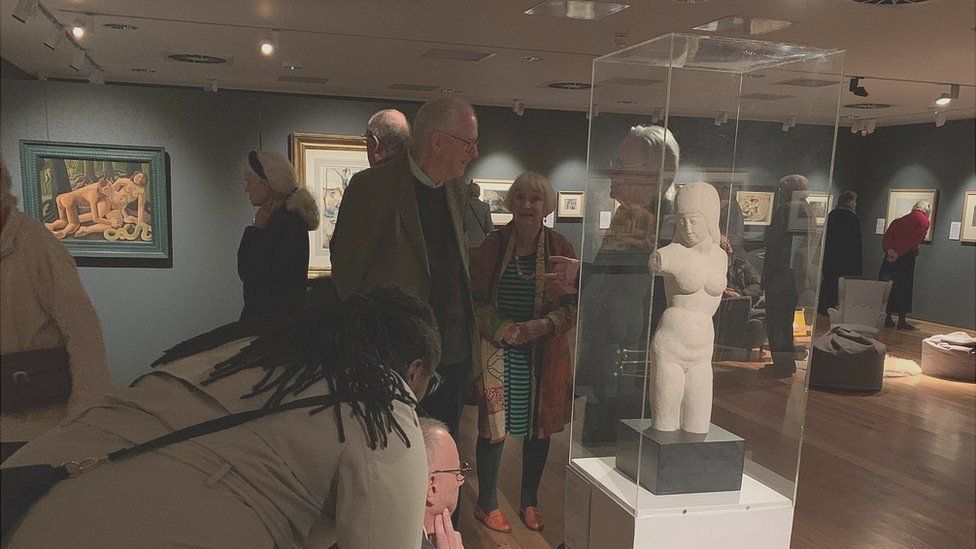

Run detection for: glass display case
[[566, 33, 844, 548]]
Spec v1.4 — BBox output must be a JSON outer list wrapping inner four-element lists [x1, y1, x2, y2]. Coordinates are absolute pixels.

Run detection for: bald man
[[421, 418, 465, 549], [365, 109, 411, 166]]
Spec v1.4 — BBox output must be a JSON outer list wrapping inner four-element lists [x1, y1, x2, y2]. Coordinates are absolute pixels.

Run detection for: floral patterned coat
[[471, 223, 578, 441]]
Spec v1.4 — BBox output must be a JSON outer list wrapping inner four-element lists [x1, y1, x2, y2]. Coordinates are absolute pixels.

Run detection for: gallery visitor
[[464, 181, 494, 249], [819, 190, 863, 314], [364, 108, 411, 167], [237, 150, 319, 320], [419, 418, 468, 549], [2, 286, 439, 549], [878, 200, 931, 329], [331, 98, 480, 438], [0, 156, 115, 458], [470, 172, 578, 533]]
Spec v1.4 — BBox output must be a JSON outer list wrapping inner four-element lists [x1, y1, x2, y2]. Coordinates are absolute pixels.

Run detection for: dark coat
[[237, 207, 310, 319], [822, 207, 863, 278]]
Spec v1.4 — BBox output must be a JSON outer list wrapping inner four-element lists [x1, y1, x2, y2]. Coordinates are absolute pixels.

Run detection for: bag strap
[[105, 393, 350, 462]]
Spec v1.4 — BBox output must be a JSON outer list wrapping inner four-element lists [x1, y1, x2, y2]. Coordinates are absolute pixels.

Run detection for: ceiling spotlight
[[44, 29, 64, 51], [207, 79, 218, 93], [259, 30, 279, 57], [88, 69, 104, 85], [935, 111, 946, 128], [848, 76, 868, 98], [935, 84, 959, 106], [714, 112, 728, 126], [513, 99, 525, 116], [11, 0, 38, 23], [71, 17, 88, 40], [781, 116, 796, 132], [518, 55, 542, 63]]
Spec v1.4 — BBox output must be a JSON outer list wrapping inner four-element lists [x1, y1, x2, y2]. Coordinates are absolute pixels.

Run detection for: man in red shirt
[[878, 201, 931, 329]]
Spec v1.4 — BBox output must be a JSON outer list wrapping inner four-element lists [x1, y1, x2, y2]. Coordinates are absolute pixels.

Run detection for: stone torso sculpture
[[648, 182, 727, 434]]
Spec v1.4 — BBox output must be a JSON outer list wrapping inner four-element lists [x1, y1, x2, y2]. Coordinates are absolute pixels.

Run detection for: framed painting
[[735, 190, 775, 226], [805, 193, 832, 226], [290, 132, 370, 277], [475, 178, 513, 226], [885, 189, 938, 242], [558, 190, 585, 218], [19, 140, 171, 268], [961, 191, 976, 244]]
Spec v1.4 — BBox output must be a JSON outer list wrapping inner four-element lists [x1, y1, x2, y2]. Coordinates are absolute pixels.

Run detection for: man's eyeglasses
[[435, 130, 478, 152], [425, 370, 444, 396], [432, 461, 473, 484]]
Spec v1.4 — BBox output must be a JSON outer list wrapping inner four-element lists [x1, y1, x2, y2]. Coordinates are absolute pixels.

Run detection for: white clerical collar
[[408, 152, 442, 189]]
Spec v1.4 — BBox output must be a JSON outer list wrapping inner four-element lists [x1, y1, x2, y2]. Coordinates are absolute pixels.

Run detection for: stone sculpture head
[[674, 182, 721, 247]]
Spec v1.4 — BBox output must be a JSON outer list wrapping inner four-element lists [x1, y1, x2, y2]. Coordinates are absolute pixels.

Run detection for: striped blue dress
[[497, 254, 536, 437]]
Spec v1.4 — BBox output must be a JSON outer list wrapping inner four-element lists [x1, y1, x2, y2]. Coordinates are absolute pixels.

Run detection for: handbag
[[1, 392, 352, 537], [0, 347, 71, 413]]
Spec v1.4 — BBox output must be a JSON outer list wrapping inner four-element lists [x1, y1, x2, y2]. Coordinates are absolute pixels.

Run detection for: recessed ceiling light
[[525, 0, 630, 21], [102, 22, 137, 31], [167, 53, 229, 64], [547, 81, 591, 90], [283, 62, 303, 71], [130, 67, 156, 73], [518, 55, 543, 63], [421, 48, 496, 62], [844, 103, 892, 109], [71, 17, 87, 40], [694, 15, 792, 35], [441, 88, 463, 94]]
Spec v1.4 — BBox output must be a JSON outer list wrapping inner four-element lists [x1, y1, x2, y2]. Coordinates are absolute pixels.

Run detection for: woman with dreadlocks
[[2, 285, 441, 549]]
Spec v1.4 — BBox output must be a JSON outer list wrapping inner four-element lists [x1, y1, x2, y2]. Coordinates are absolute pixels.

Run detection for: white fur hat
[[248, 150, 319, 231]]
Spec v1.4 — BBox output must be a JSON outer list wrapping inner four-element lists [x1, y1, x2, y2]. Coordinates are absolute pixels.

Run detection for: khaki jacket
[[330, 156, 479, 373]]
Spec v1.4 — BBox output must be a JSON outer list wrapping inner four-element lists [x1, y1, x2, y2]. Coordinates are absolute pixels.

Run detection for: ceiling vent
[[278, 75, 329, 84], [102, 23, 137, 31], [851, 0, 931, 4], [775, 78, 840, 87], [420, 48, 497, 62], [844, 103, 893, 109], [388, 83, 441, 92], [166, 53, 229, 65], [546, 81, 592, 90], [601, 77, 663, 86], [738, 93, 793, 101]]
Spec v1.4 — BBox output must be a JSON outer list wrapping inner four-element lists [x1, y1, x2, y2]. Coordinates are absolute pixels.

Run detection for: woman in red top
[[878, 201, 931, 329]]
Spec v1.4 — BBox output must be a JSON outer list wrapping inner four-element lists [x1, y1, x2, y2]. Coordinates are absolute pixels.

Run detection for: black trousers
[[419, 361, 469, 438], [878, 251, 917, 315], [764, 271, 798, 365]]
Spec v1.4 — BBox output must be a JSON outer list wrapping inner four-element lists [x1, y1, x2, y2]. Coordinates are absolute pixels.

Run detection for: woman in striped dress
[[470, 172, 578, 533]]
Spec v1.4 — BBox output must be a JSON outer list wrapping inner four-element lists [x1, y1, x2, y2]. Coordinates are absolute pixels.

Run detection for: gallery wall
[[1, 75, 973, 383]]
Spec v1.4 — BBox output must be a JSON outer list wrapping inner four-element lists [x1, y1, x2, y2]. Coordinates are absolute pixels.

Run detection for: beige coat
[[0, 208, 114, 441], [3, 338, 428, 549], [330, 156, 479, 372]]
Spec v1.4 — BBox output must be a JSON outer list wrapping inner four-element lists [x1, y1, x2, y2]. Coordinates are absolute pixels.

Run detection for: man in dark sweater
[[819, 190, 863, 314], [331, 98, 480, 437]]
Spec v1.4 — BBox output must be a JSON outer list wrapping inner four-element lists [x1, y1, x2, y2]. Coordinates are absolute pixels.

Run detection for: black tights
[[476, 436, 550, 512]]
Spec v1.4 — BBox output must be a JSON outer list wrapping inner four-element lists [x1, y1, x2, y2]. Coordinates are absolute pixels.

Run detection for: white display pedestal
[[565, 456, 793, 549]]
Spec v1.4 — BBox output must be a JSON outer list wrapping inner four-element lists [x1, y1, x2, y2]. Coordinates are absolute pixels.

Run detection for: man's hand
[[433, 508, 464, 549], [723, 288, 741, 298], [547, 256, 580, 294], [885, 248, 898, 262]]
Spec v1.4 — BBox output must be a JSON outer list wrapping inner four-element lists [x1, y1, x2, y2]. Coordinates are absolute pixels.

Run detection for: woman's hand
[[885, 248, 898, 262], [502, 324, 522, 346], [547, 256, 580, 294], [517, 318, 552, 343]]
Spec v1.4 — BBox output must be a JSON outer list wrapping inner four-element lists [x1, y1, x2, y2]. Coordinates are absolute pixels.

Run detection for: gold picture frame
[[884, 188, 938, 242], [474, 178, 514, 226], [289, 132, 370, 277], [557, 190, 585, 218], [961, 191, 976, 244]]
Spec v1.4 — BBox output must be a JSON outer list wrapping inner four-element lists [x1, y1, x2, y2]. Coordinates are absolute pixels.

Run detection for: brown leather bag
[[1, 347, 71, 413]]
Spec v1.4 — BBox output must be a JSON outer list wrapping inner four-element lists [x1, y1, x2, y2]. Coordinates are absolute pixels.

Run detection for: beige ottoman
[[921, 332, 976, 382]]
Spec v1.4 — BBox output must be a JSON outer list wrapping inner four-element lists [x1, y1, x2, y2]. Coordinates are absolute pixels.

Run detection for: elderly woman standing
[[0, 156, 115, 457], [238, 150, 319, 320], [471, 172, 577, 533]]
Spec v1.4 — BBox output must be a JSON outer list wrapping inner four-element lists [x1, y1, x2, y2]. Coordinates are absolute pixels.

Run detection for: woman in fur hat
[[238, 150, 319, 320]]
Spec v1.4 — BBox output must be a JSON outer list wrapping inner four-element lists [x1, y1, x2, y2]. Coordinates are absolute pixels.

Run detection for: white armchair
[[827, 278, 893, 337]]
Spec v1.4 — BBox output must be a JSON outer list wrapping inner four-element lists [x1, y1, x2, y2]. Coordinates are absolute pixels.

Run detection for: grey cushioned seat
[[809, 327, 886, 392]]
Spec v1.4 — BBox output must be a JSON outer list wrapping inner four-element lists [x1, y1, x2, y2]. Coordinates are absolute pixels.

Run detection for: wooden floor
[[455, 317, 976, 548]]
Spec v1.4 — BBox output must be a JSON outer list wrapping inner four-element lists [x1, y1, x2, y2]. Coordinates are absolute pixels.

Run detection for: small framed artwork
[[961, 191, 976, 244], [290, 132, 370, 277], [19, 140, 171, 267], [735, 190, 776, 226], [558, 191, 585, 218], [805, 193, 833, 226], [885, 188, 938, 242], [474, 178, 513, 225]]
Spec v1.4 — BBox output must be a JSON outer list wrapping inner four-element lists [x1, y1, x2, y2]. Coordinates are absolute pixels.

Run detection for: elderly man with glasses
[[331, 98, 481, 442], [421, 418, 470, 549]]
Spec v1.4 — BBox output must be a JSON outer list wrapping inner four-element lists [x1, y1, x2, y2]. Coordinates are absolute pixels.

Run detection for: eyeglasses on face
[[425, 370, 444, 396], [435, 130, 479, 152], [432, 461, 473, 484]]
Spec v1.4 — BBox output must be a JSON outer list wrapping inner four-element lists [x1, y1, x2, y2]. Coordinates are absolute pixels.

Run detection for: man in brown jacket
[[331, 98, 480, 437]]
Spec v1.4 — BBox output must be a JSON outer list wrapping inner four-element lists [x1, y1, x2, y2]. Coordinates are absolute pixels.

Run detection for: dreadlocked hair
[[192, 285, 441, 451]]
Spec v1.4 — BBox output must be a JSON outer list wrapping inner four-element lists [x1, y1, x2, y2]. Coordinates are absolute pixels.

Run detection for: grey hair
[[0, 156, 18, 212], [245, 151, 320, 231], [629, 125, 680, 202], [367, 109, 411, 160], [411, 98, 475, 153], [838, 190, 857, 207], [912, 200, 931, 214], [469, 181, 481, 198], [503, 171, 556, 216], [420, 417, 450, 470]]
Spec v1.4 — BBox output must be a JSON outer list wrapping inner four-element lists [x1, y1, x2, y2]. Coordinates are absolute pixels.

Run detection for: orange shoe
[[474, 507, 512, 533], [520, 506, 544, 531]]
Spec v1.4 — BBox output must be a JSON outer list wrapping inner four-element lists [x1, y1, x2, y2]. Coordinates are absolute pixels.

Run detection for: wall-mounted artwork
[[961, 191, 976, 244], [475, 178, 513, 225], [735, 190, 775, 226], [558, 191, 585, 218], [19, 140, 171, 267], [805, 193, 833, 226], [290, 132, 370, 277], [885, 188, 938, 242]]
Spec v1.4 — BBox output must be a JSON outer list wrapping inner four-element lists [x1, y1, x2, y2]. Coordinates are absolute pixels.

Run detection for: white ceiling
[[1, 0, 974, 126]]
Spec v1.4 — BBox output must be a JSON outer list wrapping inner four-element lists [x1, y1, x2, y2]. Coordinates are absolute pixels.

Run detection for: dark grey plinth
[[615, 419, 745, 495]]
